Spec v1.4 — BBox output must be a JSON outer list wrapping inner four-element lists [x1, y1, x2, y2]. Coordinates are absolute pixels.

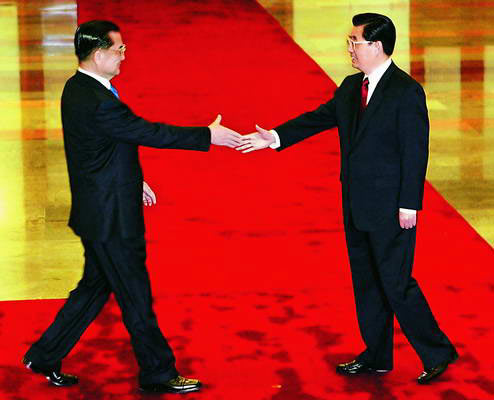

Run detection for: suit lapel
[[351, 62, 397, 149], [344, 74, 363, 153]]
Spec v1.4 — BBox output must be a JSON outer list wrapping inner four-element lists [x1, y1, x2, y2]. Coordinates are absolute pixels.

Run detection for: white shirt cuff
[[269, 129, 281, 149], [399, 208, 417, 215]]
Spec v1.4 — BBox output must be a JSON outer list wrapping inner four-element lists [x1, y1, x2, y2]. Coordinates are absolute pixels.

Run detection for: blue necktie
[[110, 85, 119, 99]]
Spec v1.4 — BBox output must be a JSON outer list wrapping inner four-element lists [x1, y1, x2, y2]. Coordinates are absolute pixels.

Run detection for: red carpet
[[1, 1, 493, 399]]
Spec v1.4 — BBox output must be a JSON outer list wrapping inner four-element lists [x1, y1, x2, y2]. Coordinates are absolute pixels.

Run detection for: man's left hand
[[143, 181, 156, 206], [399, 210, 416, 229]]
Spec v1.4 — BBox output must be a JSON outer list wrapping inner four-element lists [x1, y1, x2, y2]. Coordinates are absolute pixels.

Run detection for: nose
[[347, 41, 353, 53]]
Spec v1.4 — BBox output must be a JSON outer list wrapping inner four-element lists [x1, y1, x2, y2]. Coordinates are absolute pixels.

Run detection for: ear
[[92, 49, 102, 64], [374, 41, 383, 53]]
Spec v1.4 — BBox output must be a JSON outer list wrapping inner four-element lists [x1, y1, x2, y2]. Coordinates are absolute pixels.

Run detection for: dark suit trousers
[[344, 213, 456, 370], [25, 235, 178, 385]]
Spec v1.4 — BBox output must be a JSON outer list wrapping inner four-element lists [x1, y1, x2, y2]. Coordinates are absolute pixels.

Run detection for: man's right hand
[[236, 125, 275, 153], [208, 114, 243, 148]]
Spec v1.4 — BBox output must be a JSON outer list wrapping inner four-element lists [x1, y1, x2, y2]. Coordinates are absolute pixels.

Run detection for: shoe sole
[[336, 368, 391, 375], [46, 376, 78, 387], [139, 386, 201, 394]]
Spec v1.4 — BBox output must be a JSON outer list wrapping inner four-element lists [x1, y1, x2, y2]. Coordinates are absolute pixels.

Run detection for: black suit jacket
[[61, 71, 211, 241], [275, 62, 429, 231]]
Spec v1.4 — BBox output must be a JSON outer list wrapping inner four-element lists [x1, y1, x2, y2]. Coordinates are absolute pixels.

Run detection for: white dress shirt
[[269, 58, 416, 215], [363, 57, 392, 105], [78, 67, 112, 90]]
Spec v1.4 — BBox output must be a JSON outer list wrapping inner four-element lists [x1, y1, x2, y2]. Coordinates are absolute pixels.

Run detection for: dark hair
[[74, 20, 120, 62], [352, 13, 396, 56]]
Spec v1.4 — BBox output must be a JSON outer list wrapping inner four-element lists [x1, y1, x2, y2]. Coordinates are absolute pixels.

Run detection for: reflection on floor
[[0, 0, 492, 301], [0, 0, 80, 300], [260, 0, 494, 248]]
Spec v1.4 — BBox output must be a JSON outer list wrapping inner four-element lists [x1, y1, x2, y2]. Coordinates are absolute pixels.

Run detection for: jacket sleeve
[[397, 83, 429, 210], [94, 99, 211, 151], [274, 88, 339, 151]]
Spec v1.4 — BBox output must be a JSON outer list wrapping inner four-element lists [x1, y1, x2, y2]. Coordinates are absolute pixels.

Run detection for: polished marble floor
[[260, 0, 494, 248], [0, 0, 492, 301]]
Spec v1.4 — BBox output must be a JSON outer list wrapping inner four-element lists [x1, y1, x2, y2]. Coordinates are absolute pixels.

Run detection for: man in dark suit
[[238, 13, 458, 384], [22, 20, 242, 394]]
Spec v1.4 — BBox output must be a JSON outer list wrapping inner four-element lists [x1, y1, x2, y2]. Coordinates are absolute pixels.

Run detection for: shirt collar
[[78, 67, 112, 90], [364, 57, 392, 85]]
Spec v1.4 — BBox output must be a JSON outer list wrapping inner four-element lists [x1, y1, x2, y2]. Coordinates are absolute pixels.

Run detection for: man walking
[[238, 13, 458, 384], [23, 20, 242, 394]]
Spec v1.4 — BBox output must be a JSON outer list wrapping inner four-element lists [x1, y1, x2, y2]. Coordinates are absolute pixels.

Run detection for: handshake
[[208, 114, 274, 153]]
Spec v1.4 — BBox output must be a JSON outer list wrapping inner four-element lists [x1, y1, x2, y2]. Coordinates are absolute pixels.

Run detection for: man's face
[[347, 25, 377, 74], [95, 31, 126, 80]]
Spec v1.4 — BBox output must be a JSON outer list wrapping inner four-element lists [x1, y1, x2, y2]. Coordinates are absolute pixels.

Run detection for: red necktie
[[360, 77, 369, 112]]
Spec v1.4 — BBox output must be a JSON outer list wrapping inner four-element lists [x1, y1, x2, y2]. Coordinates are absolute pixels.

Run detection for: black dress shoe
[[139, 375, 202, 394], [417, 351, 459, 384], [22, 357, 78, 387], [336, 360, 391, 375]]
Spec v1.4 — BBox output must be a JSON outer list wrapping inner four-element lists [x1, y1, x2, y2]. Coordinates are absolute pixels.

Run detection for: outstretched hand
[[209, 114, 243, 148], [236, 125, 275, 153]]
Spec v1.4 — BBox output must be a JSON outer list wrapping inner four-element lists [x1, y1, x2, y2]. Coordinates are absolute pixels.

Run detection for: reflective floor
[[0, 0, 79, 300], [260, 0, 494, 247], [0, 0, 492, 301]]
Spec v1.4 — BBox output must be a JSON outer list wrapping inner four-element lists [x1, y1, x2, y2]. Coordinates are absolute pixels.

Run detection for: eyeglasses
[[347, 38, 373, 50], [105, 44, 126, 55]]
